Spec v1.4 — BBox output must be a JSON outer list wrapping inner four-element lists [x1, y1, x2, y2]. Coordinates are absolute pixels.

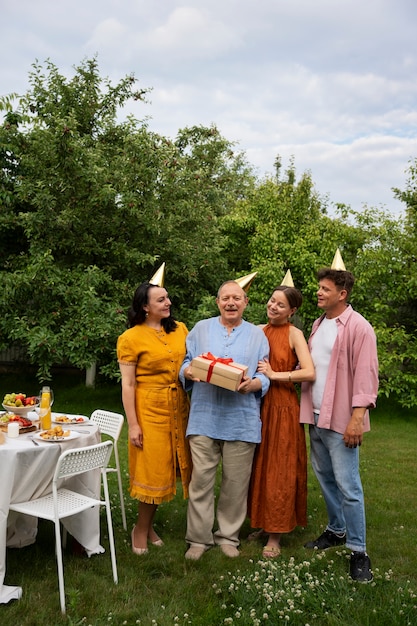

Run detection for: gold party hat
[[331, 248, 346, 271], [235, 271, 258, 292], [149, 262, 165, 287], [281, 269, 294, 287]]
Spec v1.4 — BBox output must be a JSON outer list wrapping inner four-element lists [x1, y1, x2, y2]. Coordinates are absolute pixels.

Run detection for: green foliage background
[[1, 58, 417, 406]]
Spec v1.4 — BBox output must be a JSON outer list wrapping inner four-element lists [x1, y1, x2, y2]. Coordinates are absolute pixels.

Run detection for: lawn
[[1, 370, 416, 625]]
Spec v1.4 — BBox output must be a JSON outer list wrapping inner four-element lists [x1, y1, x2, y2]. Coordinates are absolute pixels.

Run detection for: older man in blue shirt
[[180, 280, 270, 560]]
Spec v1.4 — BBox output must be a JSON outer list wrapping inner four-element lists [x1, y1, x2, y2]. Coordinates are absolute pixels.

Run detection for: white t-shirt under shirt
[[311, 316, 338, 413]]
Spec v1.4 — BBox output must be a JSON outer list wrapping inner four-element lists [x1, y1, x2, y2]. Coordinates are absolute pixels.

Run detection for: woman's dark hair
[[127, 282, 178, 333], [271, 285, 303, 310]]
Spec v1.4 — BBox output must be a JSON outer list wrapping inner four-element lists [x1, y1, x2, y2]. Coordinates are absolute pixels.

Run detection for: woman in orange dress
[[248, 285, 315, 558], [117, 280, 192, 555]]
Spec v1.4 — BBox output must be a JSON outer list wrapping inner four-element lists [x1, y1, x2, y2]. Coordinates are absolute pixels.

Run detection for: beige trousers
[[186, 435, 256, 548]]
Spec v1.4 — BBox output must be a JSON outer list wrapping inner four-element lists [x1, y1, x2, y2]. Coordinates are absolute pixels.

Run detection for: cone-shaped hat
[[149, 262, 165, 287], [235, 271, 257, 292], [281, 269, 294, 287], [331, 248, 346, 271]]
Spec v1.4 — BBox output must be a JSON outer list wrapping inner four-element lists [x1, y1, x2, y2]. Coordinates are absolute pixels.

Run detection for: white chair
[[90, 409, 127, 530], [9, 441, 118, 614]]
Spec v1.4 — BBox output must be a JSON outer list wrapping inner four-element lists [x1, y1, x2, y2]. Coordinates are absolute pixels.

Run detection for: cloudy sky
[[1, 0, 417, 216]]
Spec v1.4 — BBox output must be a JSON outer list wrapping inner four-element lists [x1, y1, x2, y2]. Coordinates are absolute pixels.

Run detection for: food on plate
[[3, 392, 38, 407], [0, 412, 35, 432], [40, 425, 70, 440], [55, 415, 86, 423]]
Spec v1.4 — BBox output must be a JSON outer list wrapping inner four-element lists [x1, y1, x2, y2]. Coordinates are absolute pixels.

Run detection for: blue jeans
[[309, 416, 366, 552]]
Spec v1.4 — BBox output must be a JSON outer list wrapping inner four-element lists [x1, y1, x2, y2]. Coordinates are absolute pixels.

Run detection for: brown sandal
[[262, 545, 281, 559]]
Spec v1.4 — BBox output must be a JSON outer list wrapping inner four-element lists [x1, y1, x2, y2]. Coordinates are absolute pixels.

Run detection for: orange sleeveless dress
[[248, 322, 307, 533]]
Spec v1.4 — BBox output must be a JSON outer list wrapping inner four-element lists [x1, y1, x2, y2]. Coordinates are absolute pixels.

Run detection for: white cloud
[[144, 6, 242, 59], [85, 18, 128, 52], [1, 0, 416, 216]]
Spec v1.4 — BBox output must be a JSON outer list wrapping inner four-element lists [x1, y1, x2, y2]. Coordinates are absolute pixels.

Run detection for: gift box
[[191, 352, 249, 392]]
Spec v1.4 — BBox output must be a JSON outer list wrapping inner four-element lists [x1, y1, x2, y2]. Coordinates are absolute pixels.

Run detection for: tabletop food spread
[[53, 414, 89, 424], [38, 425, 71, 440], [0, 412, 37, 434]]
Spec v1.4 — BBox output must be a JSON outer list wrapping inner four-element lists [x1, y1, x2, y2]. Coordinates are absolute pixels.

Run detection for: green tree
[[220, 159, 417, 408], [221, 160, 365, 329], [0, 58, 255, 382]]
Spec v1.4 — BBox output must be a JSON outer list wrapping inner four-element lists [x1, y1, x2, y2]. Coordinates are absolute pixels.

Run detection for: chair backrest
[[90, 409, 124, 441], [54, 441, 113, 482]]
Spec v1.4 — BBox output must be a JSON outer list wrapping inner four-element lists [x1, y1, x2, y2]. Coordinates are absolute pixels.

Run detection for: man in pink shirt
[[300, 261, 378, 582]]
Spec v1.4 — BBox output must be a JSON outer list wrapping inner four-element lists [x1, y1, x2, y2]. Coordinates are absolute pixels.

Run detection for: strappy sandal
[[262, 545, 281, 559], [150, 538, 164, 547], [131, 528, 148, 555], [148, 528, 164, 547]]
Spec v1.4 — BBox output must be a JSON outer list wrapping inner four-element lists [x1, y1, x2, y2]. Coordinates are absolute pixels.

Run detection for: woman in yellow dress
[[117, 279, 192, 554]]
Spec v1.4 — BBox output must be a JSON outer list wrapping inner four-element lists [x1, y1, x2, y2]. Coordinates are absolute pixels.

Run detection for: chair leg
[[54, 519, 67, 613], [114, 448, 127, 531], [102, 475, 118, 584]]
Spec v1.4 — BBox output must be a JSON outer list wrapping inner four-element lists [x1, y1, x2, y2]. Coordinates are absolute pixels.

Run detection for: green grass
[[1, 371, 417, 625]]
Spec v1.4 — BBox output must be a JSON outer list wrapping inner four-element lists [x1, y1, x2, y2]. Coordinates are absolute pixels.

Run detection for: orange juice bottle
[[40, 386, 52, 430]]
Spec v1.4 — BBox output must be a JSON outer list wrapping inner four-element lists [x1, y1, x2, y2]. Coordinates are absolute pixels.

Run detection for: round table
[[0, 414, 102, 604]]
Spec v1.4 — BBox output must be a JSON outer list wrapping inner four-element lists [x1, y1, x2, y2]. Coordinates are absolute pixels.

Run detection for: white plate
[[35, 430, 80, 442], [52, 415, 90, 425]]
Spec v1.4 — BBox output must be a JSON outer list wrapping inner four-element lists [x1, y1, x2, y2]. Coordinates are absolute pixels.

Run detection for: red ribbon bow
[[201, 352, 233, 382]]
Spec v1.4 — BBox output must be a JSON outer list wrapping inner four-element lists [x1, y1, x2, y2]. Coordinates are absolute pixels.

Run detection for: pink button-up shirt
[[300, 305, 378, 435]]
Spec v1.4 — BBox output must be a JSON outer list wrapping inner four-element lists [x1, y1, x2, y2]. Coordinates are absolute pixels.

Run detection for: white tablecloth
[[0, 414, 102, 604]]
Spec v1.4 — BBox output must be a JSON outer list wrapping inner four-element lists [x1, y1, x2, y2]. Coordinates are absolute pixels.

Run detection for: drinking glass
[[35, 388, 54, 430]]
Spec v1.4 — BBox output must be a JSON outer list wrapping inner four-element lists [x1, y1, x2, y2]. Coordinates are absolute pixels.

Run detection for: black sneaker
[[304, 529, 346, 549], [350, 552, 373, 582]]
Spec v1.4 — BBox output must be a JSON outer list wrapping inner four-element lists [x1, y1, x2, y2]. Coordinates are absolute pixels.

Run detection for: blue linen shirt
[[179, 317, 270, 443]]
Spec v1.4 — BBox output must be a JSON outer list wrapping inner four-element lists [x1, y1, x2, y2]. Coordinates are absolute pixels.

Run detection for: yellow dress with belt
[[117, 321, 192, 504]]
